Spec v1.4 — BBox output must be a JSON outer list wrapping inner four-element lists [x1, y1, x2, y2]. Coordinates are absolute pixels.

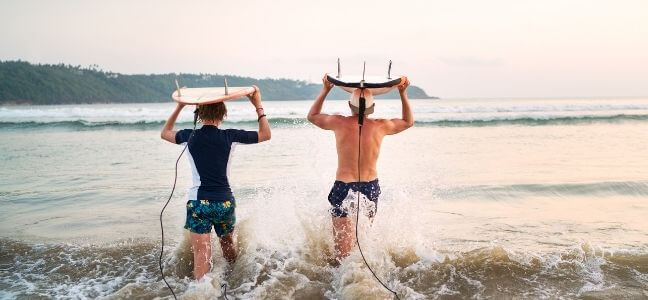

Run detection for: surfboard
[[326, 74, 402, 96], [327, 75, 402, 89], [172, 86, 256, 105]]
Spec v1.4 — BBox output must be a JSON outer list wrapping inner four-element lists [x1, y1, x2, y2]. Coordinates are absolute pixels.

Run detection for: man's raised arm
[[307, 75, 341, 130], [382, 76, 414, 135]]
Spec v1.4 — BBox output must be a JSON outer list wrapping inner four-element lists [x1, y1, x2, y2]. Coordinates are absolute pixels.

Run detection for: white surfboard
[[172, 87, 255, 105], [172, 78, 256, 105]]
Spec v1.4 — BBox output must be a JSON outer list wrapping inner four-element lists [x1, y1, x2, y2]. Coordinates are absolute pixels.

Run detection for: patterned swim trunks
[[184, 195, 236, 236], [328, 179, 381, 218]]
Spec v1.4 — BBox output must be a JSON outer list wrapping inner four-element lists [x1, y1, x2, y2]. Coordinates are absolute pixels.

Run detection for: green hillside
[[0, 61, 436, 105]]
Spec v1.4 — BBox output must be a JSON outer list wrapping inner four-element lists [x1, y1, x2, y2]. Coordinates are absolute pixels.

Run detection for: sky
[[1, 0, 647, 98]]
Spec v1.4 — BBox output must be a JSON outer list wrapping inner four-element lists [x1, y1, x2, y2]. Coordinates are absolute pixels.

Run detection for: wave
[[3, 100, 648, 116], [440, 181, 648, 200], [417, 114, 648, 127], [410, 102, 648, 114], [1, 238, 646, 299], [2, 114, 648, 130], [0, 118, 310, 130]]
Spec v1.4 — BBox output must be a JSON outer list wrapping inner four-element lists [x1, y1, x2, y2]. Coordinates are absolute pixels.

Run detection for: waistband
[[191, 191, 234, 202], [334, 178, 379, 185]]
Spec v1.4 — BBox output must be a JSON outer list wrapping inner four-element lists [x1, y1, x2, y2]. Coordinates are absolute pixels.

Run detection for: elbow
[[306, 114, 314, 123], [161, 130, 173, 143], [406, 119, 414, 129], [259, 131, 271, 142]]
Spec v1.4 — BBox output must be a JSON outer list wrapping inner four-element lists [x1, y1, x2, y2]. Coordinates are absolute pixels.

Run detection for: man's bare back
[[331, 116, 389, 182]]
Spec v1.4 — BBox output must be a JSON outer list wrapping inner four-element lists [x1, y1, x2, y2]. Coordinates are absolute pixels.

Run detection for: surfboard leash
[[355, 89, 401, 300], [159, 113, 197, 300]]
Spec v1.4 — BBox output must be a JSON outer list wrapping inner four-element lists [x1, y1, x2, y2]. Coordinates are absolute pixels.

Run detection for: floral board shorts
[[184, 195, 236, 236]]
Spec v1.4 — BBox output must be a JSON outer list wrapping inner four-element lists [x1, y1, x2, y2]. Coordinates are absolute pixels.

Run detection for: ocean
[[1, 98, 647, 299]]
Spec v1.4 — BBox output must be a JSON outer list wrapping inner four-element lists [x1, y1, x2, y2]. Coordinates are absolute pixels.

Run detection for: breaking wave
[[2, 99, 648, 130], [1, 237, 647, 299], [1, 114, 648, 130]]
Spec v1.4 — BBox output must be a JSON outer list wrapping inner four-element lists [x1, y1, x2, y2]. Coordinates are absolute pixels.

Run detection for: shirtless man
[[307, 75, 413, 262]]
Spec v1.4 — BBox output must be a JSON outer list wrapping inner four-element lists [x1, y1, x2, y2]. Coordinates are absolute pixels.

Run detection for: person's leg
[[328, 181, 353, 264], [219, 233, 237, 263], [361, 179, 380, 223], [190, 232, 212, 280], [332, 216, 354, 262], [212, 199, 237, 264]]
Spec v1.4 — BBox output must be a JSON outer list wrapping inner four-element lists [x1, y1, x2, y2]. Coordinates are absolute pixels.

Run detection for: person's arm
[[161, 102, 186, 143], [248, 86, 271, 142], [307, 74, 341, 130], [381, 76, 414, 135]]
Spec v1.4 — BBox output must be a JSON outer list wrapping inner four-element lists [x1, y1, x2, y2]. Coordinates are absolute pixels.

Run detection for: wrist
[[257, 114, 267, 122]]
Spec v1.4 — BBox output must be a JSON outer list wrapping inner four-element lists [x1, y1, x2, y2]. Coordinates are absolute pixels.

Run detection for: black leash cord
[[355, 101, 400, 299], [159, 122, 196, 300]]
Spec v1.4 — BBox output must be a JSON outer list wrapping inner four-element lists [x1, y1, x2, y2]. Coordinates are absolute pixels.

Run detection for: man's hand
[[380, 76, 413, 135], [307, 74, 340, 130], [398, 76, 410, 92], [247, 85, 262, 108], [176, 102, 186, 109], [322, 74, 334, 90]]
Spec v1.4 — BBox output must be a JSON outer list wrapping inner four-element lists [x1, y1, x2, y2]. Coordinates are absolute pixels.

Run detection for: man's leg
[[219, 233, 237, 263], [332, 216, 354, 262], [190, 232, 212, 280]]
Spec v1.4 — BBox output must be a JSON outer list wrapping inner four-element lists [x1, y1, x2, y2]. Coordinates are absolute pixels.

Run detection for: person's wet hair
[[198, 102, 227, 122]]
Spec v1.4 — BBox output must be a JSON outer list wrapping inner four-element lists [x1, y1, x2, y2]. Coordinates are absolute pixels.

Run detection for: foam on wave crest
[[1, 238, 647, 299], [2, 99, 648, 129], [2, 183, 648, 299]]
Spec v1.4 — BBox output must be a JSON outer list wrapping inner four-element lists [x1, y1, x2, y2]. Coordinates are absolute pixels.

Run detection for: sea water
[[0, 98, 647, 299]]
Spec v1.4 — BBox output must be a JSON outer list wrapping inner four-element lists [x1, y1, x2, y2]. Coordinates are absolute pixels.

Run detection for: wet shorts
[[184, 193, 236, 236], [328, 179, 381, 218]]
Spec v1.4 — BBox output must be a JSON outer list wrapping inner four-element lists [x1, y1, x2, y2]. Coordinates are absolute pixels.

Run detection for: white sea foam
[[2, 97, 648, 299], [2, 98, 648, 125]]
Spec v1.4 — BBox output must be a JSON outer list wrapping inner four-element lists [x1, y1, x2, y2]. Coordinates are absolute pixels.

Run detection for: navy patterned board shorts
[[184, 194, 236, 236], [328, 179, 381, 218]]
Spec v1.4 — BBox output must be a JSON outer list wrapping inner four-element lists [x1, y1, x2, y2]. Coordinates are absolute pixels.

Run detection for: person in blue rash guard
[[161, 86, 270, 280]]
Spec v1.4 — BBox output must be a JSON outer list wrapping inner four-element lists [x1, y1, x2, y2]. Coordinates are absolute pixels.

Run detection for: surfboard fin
[[175, 79, 182, 97], [224, 78, 229, 95], [388, 60, 392, 79], [337, 58, 341, 78], [359, 61, 366, 88]]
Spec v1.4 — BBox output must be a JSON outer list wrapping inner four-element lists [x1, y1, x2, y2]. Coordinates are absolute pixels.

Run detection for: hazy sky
[[1, 0, 647, 98]]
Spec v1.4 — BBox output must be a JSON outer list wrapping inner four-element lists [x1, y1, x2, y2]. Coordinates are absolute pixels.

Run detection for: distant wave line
[[440, 180, 648, 199], [2, 114, 648, 129]]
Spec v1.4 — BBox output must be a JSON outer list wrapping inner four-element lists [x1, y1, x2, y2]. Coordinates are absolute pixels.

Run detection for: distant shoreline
[[0, 61, 436, 105], [0, 97, 440, 107]]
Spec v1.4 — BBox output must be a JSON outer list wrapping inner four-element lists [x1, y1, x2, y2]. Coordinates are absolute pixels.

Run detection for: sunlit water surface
[[1, 99, 647, 299]]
